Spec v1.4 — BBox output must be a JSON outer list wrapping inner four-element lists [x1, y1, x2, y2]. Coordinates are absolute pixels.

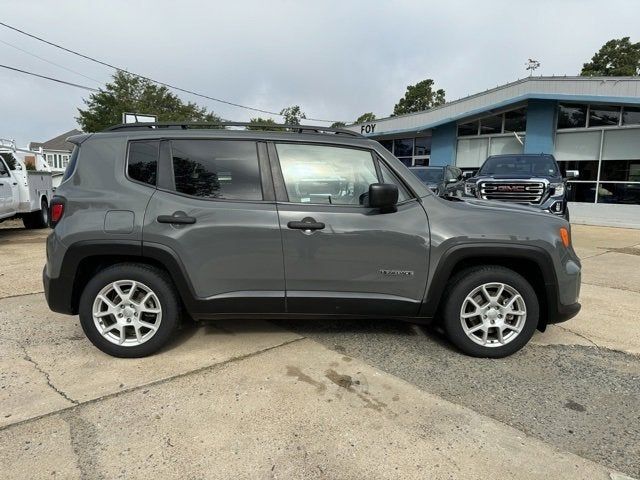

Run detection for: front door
[[0, 155, 16, 217], [270, 142, 430, 316], [142, 138, 285, 316]]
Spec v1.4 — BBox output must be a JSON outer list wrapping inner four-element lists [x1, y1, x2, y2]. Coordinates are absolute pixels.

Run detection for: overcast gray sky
[[1, 0, 639, 146]]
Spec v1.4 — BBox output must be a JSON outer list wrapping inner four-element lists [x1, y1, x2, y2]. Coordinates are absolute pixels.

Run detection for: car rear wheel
[[79, 263, 180, 358], [23, 199, 49, 229], [442, 266, 538, 358]]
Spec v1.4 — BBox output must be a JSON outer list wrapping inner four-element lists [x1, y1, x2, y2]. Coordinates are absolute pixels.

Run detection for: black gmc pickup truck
[[463, 154, 573, 220]]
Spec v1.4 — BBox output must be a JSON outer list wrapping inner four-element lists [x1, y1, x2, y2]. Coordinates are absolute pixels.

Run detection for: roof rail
[[103, 122, 363, 137]]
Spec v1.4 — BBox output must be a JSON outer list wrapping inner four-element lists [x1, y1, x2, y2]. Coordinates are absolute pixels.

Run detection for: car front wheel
[[78, 263, 180, 358], [442, 266, 539, 358]]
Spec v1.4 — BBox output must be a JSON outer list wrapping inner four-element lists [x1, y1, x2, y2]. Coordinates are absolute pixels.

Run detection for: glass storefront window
[[413, 157, 429, 166], [479, 115, 503, 135], [393, 138, 413, 157], [566, 182, 596, 202], [589, 105, 620, 127], [558, 104, 587, 129], [414, 137, 431, 156], [397, 157, 412, 167], [557, 160, 599, 181], [504, 108, 527, 132], [597, 183, 640, 204], [379, 140, 393, 153], [622, 106, 640, 125], [458, 121, 479, 136], [599, 160, 640, 182]]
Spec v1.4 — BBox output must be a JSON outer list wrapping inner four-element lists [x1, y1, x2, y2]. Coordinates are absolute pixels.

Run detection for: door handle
[[287, 217, 325, 231], [157, 214, 196, 225]]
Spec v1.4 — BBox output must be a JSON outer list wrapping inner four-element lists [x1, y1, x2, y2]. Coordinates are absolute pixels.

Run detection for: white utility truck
[[0, 139, 53, 229]]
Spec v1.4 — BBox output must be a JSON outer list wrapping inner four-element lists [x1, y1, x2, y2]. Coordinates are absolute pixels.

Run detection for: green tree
[[330, 121, 346, 128], [280, 105, 306, 125], [246, 117, 281, 131], [581, 37, 640, 76], [392, 79, 445, 116], [355, 112, 376, 123], [77, 71, 222, 132]]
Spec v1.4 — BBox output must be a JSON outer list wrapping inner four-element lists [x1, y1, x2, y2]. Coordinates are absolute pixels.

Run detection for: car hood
[[469, 174, 560, 182], [457, 197, 549, 216]]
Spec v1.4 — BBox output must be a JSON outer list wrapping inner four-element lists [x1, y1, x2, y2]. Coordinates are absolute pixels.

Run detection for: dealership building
[[346, 76, 640, 227]]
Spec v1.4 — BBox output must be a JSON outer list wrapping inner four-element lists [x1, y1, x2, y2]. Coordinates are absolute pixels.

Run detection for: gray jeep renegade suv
[[43, 123, 581, 359]]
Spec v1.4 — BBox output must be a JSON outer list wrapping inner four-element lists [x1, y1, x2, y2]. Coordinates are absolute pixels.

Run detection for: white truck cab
[[0, 139, 53, 229]]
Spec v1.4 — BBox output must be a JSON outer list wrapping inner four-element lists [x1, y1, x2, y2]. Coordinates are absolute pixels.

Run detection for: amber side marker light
[[560, 227, 570, 248]]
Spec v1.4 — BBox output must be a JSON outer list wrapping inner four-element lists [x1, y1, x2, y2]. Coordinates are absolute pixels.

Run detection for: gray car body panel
[[44, 128, 581, 325]]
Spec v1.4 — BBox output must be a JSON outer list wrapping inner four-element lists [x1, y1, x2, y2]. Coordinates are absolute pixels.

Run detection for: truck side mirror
[[368, 183, 398, 210], [565, 170, 579, 180]]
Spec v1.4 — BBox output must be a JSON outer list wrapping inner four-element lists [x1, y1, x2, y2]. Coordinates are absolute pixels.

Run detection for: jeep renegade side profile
[[43, 123, 582, 358]]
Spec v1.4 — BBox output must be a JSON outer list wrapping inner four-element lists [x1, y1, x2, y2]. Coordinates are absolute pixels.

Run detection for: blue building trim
[[524, 99, 556, 154], [430, 122, 457, 166]]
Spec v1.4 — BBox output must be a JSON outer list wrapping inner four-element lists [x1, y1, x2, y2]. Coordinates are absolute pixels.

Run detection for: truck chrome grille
[[479, 181, 545, 204]]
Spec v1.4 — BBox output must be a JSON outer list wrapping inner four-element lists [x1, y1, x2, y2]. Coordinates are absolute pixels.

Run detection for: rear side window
[[170, 140, 262, 200], [61, 147, 79, 183], [128, 141, 159, 186]]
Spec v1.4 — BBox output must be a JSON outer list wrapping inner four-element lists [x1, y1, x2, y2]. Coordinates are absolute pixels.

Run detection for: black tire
[[442, 266, 539, 358], [79, 263, 181, 358], [22, 199, 49, 229]]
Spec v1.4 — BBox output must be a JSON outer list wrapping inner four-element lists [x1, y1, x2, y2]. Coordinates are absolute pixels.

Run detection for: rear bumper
[[43, 266, 76, 315]]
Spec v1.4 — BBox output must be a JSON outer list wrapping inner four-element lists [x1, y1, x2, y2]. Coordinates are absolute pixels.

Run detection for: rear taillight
[[50, 200, 65, 227]]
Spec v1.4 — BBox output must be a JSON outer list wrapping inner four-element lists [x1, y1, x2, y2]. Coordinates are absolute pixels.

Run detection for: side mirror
[[368, 183, 398, 210], [565, 170, 579, 180], [447, 177, 458, 183]]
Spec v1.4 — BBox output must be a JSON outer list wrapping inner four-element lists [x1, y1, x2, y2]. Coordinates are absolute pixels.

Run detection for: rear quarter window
[[128, 141, 159, 186]]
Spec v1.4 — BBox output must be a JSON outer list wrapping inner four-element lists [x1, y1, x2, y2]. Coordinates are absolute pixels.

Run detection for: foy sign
[[360, 123, 376, 134]]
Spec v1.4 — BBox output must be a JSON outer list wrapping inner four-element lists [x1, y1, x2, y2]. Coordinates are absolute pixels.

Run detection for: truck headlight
[[464, 183, 476, 196], [551, 183, 564, 196]]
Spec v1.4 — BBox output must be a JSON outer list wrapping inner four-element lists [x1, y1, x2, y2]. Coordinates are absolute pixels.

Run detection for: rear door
[[142, 138, 285, 316], [270, 142, 430, 316]]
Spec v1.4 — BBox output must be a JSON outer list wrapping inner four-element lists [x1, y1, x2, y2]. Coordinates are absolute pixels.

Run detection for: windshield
[[411, 167, 444, 183], [479, 155, 558, 176]]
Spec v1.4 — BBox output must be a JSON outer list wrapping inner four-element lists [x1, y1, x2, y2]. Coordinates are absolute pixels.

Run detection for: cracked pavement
[[0, 221, 639, 479]]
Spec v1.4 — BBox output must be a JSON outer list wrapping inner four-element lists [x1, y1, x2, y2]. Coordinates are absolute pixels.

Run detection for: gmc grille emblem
[[497, 185, 526, 192]]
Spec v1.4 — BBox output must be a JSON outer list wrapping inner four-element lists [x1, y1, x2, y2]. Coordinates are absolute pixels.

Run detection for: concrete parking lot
[[0, 220, 638, 479]]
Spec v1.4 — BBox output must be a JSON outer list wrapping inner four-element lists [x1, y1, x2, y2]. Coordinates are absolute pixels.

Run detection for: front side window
[[0, 158, 8, 177], [128, 141, 159, 186], [171, 140, 262, 200], [276, 144, 378, 205]]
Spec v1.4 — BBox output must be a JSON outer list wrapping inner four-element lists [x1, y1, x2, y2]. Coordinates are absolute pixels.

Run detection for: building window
[[599, 159, 640, 182], [504, 108, 527, 132], [589, 105, 620, 127], [414, 137, 431, 156], [557, 160, 599, 181], [557, 104, 587, 129], [622, 106, 640, 126], [566, 183, 597, 202], [458, 107, 527, 137], [458, 121, 479, 136], [393, 138, 413, 157], [378, 140, 393, 153], [479, 115, 503, 135]]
